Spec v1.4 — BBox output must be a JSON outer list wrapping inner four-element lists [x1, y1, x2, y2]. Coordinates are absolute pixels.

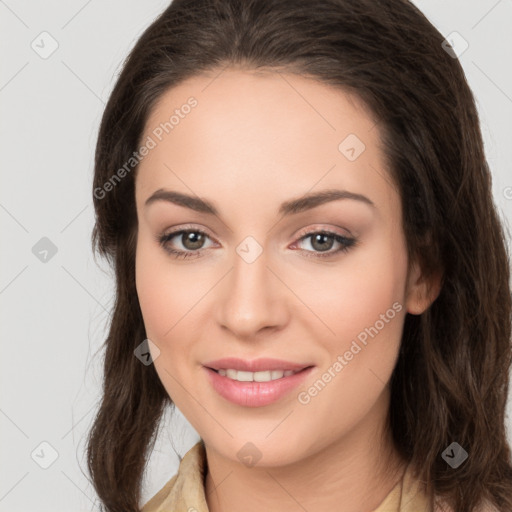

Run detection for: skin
[[134, 67, 441, 512]]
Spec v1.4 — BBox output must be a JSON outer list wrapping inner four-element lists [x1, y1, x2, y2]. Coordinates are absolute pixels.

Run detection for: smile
[[214, 368, 302, 382], [204, 365, 314, 407]]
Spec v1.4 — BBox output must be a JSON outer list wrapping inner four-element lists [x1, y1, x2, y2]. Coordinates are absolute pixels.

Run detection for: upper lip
[[204, 357, 313, 373]]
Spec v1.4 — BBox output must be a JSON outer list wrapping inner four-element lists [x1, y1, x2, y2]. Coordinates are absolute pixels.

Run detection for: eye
[[157, 228, 215, 260], [292, 230, 357, 259], [155, 227, 357, 260]]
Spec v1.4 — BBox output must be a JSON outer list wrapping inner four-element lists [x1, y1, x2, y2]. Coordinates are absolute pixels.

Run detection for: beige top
[[141, 440, 444, 512]]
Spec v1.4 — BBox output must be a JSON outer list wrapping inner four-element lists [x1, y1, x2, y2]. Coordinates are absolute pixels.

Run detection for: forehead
[[135, 68, 395, 218]]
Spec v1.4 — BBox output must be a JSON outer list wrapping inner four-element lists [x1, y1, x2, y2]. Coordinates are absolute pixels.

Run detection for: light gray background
[[1, 1, 511, 511]]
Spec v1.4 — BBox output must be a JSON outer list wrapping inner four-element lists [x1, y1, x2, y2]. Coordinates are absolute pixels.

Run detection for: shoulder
[[403, 463, 500, 512], [434, 496, 500, 512], [141, 440, 208, 512], [141, 473, 179, 512]]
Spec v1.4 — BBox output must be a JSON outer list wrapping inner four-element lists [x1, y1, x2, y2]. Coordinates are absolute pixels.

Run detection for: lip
[[203, 362, 314, 408], [203, 357, 312, 373]]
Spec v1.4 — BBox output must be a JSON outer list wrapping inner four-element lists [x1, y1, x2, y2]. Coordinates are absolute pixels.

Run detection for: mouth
[[203, 359, 315, 407], [207, 367, 313, 382], [203, 356, 313, 373]]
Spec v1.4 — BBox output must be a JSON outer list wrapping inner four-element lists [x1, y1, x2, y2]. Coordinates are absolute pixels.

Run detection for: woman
[[86, 0, 512, 511]]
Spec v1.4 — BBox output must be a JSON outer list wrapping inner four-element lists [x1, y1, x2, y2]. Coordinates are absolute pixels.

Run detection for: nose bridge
[[216, 237, 286, 337]]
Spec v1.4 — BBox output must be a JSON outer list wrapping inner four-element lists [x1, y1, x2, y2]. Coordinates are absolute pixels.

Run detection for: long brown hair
[[86, 0, 512, 510]]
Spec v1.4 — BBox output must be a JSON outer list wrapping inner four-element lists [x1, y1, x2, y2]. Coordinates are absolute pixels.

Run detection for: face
[[134, 67, 430, 467]]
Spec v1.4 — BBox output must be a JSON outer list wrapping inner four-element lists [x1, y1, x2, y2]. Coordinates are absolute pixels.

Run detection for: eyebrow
[[144, 188, 375, 216]]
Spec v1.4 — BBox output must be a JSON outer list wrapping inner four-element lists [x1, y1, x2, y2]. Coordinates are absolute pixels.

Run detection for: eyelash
[[156, 226, 357, 260]]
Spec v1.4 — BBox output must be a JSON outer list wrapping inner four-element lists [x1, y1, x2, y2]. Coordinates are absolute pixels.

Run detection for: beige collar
[[142, 440, 431, 512]]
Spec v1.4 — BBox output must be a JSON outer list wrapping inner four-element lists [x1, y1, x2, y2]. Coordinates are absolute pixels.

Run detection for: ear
[[404, 256, 443, 316]]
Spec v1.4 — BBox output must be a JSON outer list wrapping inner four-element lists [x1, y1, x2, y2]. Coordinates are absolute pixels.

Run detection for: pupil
[[184, 232, 204, 249], [312, 233, 333, 252]]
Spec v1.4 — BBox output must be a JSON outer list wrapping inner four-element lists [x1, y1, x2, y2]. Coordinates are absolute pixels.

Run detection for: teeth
[[216, 368, 299, 382]]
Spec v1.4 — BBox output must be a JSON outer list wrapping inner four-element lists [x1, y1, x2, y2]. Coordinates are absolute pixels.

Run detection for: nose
[[214, 248, 289, 340]]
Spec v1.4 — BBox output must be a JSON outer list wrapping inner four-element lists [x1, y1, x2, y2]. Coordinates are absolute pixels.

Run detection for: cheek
[[135, 229, 198, 341], [294, 249, 407, 440], [135, 232, 197, 404], [296, 232, 408, 345], [297, 230, 408, 394], [134, 227, 216, 407], [135, 239, 171, 338]]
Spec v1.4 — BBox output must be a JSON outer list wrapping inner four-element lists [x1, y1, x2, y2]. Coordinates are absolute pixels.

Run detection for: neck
[[204, 388, 407, 512]]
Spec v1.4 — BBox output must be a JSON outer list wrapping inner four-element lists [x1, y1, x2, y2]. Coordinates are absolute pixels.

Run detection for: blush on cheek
[[323, 290, 404, 381], [136, 269, 171, 342]]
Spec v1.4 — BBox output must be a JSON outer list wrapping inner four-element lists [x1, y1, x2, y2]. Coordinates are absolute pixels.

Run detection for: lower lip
[[204, 366, 314, 407]]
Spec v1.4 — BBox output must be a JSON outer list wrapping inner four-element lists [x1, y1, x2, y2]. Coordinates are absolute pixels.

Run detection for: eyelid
[[160, 225, 220, 253], [157, 222, 357, 262], [293, 224, 353, 240], [162, 223, 218, 241], [160, 223, 352, 246]]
